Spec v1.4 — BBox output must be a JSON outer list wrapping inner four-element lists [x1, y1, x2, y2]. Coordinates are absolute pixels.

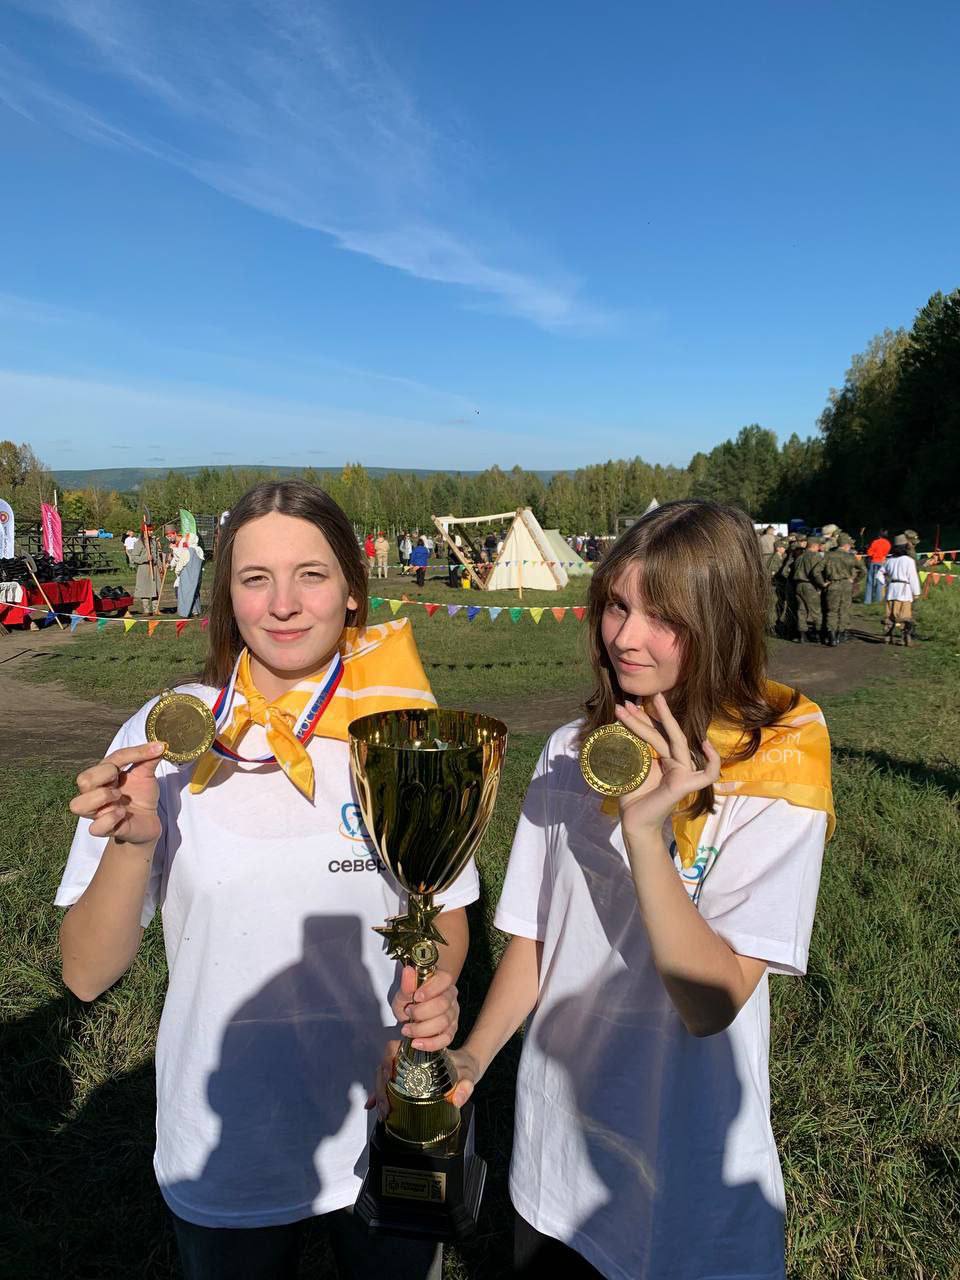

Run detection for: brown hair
[[582, 499, 797, 820], [203, 480, 368, 688]]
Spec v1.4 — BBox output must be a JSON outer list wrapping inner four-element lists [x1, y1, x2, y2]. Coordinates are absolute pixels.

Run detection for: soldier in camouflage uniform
[[903, 529, 919, 561], [778, 540, 802, 639], [820, 523, 840, 553], [820, 533, 865, 646], [791, 535, 827, 642], [763, 539, 787, 634]]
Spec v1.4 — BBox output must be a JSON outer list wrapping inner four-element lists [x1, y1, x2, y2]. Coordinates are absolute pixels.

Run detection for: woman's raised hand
[[69, 742, 166, 844], [615, 692, 721, 836]]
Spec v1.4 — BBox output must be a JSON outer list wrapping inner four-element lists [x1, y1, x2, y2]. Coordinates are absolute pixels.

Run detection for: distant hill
[[52, 464, 557, 491]]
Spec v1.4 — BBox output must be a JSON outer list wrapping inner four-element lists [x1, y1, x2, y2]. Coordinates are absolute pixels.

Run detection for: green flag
[[179, 509, 198, 537]]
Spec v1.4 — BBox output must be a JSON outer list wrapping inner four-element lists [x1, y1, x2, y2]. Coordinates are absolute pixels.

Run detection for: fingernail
[[411, 1040, 424, 1050], [151, 741, 165, 753], [402, 1026, 412, 1037]]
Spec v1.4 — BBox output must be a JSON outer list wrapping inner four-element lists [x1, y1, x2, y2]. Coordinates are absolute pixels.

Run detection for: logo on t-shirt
[[339, 802, 373, 844]]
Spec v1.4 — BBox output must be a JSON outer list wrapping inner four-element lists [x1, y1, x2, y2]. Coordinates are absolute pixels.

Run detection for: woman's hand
[[615, 692, 721, 838], [69, 742, 166, 844], [390, 963, 460, 1052], [446, 1046, 482, 1107]]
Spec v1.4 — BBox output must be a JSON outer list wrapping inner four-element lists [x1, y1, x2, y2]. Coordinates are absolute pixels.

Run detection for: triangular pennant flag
[[123, 618, 137, 633], [919, 571, 928, 583], [44, 611, 56, 625], [572, 606, 587, 621], [96, 617, 108, 631], [176, 620, 188, 636], [424, 603, 440, 617], [200, 617, 210, 631], [509, 607, 523, 623], [467, 606, 481, 621], [69, 612, 83, 632], [529, 607, 544, 624], [488, 607, 502, 621], [947, 575, 956, 585], [370, 596, 384, 610], [147, 620, 160, 637], [389, 599, 402, 614], [551, 607, 567, 622], [447, 605, 461, 617]]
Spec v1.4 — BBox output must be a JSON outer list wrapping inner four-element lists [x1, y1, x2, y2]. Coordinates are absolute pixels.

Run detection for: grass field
[[3, 571, 960, 1279]]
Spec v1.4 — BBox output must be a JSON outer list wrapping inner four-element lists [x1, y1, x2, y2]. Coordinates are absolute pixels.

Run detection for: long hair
[[582, 499, 797, 820], [203, 480, 368, 688]]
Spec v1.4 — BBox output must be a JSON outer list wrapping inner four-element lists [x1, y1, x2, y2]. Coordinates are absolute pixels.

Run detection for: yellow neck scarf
[[189, 618, 436, 801], [673, 680, 834, 866]]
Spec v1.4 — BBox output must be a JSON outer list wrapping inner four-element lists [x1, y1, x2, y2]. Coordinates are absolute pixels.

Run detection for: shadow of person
[[498, 750, 789, 1276], [162, 913, 387, 1230]]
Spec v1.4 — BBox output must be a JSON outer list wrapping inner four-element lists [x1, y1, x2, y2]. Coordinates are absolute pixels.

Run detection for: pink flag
[[41, 503, 63, 561]]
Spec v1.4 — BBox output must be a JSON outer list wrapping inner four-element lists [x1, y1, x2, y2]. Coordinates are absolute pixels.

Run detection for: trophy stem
[[385, 892, 460, 1147]]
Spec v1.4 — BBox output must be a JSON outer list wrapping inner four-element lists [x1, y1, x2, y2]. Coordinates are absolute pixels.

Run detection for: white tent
[[543, 529, 590, 575], [432, 508, 568, 592]]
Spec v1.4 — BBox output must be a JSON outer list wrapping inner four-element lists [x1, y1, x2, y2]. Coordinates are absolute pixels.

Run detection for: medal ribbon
[[190, 649, 343, 800]]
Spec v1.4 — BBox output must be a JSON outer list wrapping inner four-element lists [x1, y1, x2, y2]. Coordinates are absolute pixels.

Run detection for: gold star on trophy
[[375, 897, 447, 967]]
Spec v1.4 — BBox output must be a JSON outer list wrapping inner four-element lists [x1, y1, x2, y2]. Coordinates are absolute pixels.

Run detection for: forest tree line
[[2, 286, 956, 541]]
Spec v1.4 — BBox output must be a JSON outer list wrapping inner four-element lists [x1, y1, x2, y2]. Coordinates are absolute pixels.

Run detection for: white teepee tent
[[432, 508, 569, 592]]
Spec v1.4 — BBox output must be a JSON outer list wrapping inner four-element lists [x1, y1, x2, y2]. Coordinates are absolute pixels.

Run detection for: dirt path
[[467, 620, 905, 733], [2, 612, 907, 765]]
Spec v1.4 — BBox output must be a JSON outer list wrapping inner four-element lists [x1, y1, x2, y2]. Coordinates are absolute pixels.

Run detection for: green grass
[[3, 592, 960, 1277]]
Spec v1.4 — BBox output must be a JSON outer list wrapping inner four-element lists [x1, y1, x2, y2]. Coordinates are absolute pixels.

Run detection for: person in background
[[400, 531, 413, 575], [820, 524, 840, 553], [820, 533, 864, 646], [363, 533, 376, 574], [757, 525, 777, 556], [123, 529, 138, 566], [902, 529, 920, 561], [791, 535, 826, 643], [131, 527, 159, 616], [878, 535, 922, 646], [410, 537, 430, 588], [373, 531, 390, 580], [763, 539, 786, 635], [863, 529, 891, 604], [484, 530, 498, 563], [175, 530, 205, 618]]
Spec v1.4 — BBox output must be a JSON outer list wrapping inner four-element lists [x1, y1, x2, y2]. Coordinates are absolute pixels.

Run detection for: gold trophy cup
[[348, 708, 507, 1239]]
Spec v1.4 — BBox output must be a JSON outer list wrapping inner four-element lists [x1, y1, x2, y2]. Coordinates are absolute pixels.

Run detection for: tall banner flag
[[180, 508, 198, 538], [41, 503, 63, 561], [0, 499, 14, 559]]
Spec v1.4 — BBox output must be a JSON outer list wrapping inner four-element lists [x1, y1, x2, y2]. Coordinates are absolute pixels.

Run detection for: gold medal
[[579, 723, 653, 797], [145, 690, 216, 764]]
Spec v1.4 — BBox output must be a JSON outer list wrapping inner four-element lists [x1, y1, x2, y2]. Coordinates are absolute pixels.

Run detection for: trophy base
[[356, 1100, 486, 1241]]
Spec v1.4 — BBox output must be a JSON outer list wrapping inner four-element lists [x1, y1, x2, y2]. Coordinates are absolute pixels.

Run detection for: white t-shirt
[[123, 535, 137, 553], [56, 686, 480, 1228], [495, 721, 827, 1280]]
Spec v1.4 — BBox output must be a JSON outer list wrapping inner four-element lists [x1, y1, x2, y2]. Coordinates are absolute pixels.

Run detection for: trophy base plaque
[[356, 1100, 486, 1241]]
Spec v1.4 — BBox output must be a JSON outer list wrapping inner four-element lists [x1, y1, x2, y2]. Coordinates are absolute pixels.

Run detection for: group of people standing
[[124, 525, 205, 618], [759, 524, 924, 647]]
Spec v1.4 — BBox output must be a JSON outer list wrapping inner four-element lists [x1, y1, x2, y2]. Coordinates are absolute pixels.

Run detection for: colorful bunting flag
[[488, 607, 502, 621], [424, 603, 440, 617], [389, 599, 402, 614], [175, 620, 188, 636], [467, 606, 481, 621], [97, 618, 108, 631], [509, 607, 523, 623], [551, 607, 567, 622], [123, 618, 137, 633], [447, 604, 461, 617], [370, 597, 384, 610], [148, 621, 160, 637], [573, 606, 587, 621], [200, 617, 210, 631], [529, 607, 544, 624], [69, 613, 83, 632]]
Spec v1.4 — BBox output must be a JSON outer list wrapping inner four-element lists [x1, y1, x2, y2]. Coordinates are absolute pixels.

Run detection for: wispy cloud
[[0, 1, 605, 331]]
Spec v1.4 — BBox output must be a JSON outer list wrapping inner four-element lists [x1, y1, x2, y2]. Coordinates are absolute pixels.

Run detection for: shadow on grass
[[3, 996, 178, 1280], [832, 745, 960, 803]]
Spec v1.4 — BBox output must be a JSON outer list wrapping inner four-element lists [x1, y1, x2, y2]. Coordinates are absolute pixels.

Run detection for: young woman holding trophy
[[57, 480, 471, 1280], [448, 500, 834, 1279]]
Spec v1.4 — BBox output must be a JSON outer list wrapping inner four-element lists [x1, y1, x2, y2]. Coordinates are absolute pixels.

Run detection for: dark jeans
[[171, 1207, 441, 1280], [415, 567, 426, 586], [513, 1211, 604, 1278]]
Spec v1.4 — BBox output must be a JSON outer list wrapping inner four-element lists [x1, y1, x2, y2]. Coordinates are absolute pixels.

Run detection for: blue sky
[[1, 0, 957, 472]]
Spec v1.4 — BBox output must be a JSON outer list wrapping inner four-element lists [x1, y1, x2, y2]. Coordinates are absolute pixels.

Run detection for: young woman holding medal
[[57, 480, 473, 1280], [445, 499, 834, 1279]]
